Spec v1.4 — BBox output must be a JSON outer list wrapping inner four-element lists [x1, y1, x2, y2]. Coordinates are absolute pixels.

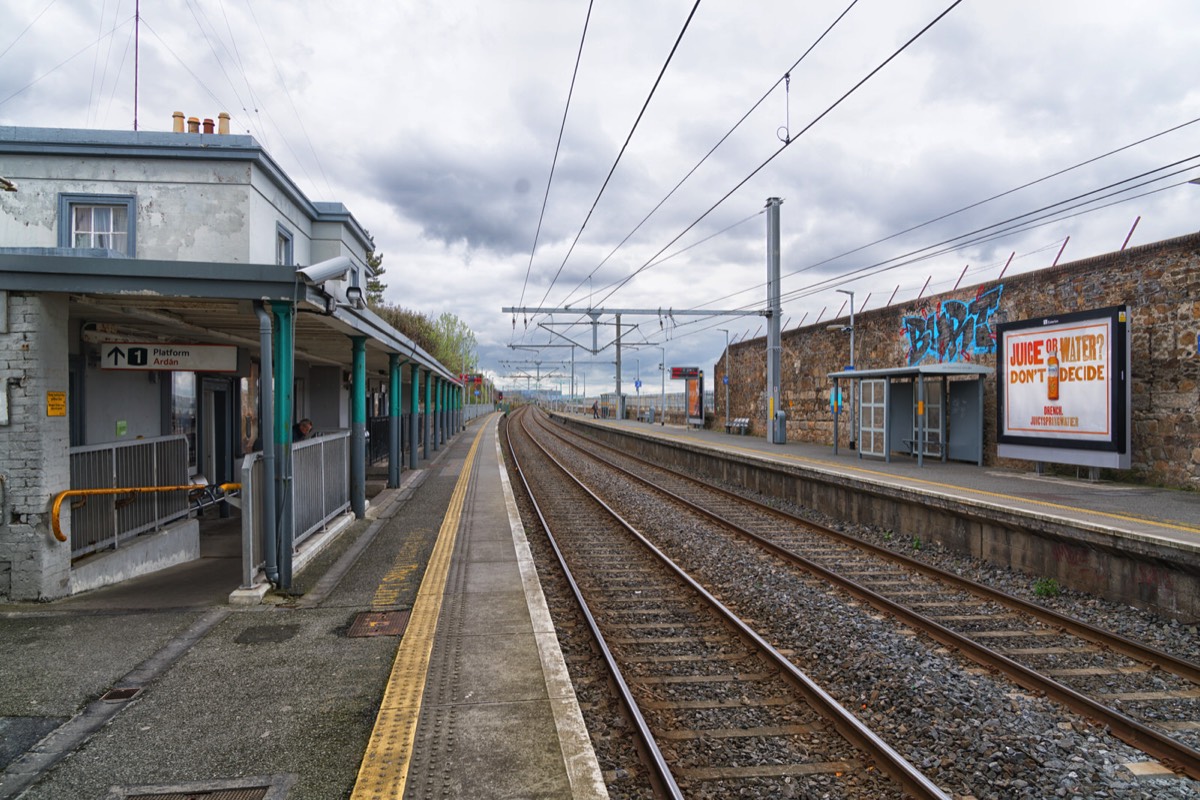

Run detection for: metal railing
[[292, 431, 351, 546], [66, 435, 191, 557]]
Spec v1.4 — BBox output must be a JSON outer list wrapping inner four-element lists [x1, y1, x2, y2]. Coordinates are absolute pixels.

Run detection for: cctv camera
[[297, 256, 351, 285]]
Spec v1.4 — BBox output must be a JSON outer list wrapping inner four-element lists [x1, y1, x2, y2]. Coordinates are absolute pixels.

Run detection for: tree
[[363, 229, 386, 307]]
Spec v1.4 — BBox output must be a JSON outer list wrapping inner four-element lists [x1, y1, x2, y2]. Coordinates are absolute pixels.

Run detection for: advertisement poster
[[1002, 317, 1112, 442], [686, 374, 704, 425], [996, 306, 1129, 465]]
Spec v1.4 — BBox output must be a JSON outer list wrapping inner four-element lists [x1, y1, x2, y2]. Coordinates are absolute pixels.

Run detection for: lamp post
[[719, 329, 730, 433], [835, 289, 856, 449]]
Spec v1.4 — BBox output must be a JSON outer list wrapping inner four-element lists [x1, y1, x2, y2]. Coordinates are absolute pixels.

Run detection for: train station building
[[0, 120, 473, 602]]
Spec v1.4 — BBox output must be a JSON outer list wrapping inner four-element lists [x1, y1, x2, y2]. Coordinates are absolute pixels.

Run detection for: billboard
[[996, 306, 1130, 468], [687, 372, 705, 427]]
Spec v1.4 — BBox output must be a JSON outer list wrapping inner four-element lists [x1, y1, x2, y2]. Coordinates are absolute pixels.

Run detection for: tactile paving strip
[[349, 426, 485, 800]]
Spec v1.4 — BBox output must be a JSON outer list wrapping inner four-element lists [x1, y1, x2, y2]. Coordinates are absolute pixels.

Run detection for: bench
[[726, 417, 750, 435]]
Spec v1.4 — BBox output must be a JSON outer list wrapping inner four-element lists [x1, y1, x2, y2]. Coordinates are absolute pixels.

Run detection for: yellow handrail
[[50, 483, 241, 543]]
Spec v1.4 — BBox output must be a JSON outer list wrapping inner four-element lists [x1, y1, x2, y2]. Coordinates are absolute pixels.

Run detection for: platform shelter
[[828, 363, 993, 466]]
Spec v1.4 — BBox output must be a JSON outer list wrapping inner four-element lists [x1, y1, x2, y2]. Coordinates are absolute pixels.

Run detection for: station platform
[[0, 413, 607, 800], [577, 414, 1200, 551], [562, 411, 1200, 621]]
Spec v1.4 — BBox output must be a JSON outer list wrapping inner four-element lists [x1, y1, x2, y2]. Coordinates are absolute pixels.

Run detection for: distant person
[[293, 418, 313, 440], [591, 400, 599, 419]]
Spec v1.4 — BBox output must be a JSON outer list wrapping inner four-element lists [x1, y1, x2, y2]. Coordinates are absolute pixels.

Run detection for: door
[[201, 377, 234, 495]]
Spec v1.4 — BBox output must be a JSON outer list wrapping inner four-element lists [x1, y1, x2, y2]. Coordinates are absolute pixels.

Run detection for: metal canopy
[[0, 251, 460, 383], [827, 363, 994, 380]]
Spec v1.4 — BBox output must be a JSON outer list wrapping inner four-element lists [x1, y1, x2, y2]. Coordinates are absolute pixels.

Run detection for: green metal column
[[271, 302, 295, 589], [351, 336, 367, 518], [410, 363, 420, 468], [388, 353, 401, 488], [436, 376, 446, 450], [423, 371, 432, 458]]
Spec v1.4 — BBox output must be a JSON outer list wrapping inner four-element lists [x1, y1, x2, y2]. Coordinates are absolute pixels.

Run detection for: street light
[[718, 329, 730, 433], [835, 289, 856, 449]]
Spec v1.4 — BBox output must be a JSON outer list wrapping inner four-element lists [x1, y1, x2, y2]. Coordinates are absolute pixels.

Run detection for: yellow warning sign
[[46, 391, 67, 417]]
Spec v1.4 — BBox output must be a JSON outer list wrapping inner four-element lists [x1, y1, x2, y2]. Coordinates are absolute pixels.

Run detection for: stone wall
[[0, 292, 72, 599], [714, 232, 1200, 489]]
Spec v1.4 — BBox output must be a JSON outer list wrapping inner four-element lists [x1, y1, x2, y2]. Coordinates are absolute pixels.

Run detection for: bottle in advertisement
[[1047, 352, 1060, 401]]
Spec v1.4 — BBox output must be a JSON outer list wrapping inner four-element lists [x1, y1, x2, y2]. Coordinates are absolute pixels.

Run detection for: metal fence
[[67, 435, 191, 558], [292, 432, 351, 546]]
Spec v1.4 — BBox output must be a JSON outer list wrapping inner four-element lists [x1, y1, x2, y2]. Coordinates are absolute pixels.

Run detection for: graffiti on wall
[[902, 284, 1004, 365]]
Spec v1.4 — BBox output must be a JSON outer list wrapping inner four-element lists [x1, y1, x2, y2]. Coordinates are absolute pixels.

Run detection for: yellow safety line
[[646, 429, 1200, 537], [350, 422, 487, 800]]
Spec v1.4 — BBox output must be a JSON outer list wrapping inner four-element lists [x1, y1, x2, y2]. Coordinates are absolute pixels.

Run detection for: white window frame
[[276, 224, 294, 266], [58, 193, 136, 256]]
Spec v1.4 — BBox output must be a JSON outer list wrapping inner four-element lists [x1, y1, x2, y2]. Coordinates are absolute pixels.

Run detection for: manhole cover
[[233, 624, 299, 645], [101, 687, 141, 702], [348, 610, 411, 638]]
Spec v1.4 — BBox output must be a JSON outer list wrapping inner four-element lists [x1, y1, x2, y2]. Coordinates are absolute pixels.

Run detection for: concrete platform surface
[[0, 414, 605, 800]]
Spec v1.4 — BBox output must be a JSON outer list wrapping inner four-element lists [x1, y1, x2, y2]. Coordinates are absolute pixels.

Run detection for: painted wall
[[715, 233, 1200, 489]]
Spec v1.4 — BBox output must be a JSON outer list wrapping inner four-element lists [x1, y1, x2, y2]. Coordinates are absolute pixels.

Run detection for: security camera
[[297, 256, 351, 285]]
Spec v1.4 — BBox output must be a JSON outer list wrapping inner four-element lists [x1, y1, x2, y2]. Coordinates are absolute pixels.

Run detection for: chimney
[[202, 118, 215, 134], [187, 116, 200, 134], [218, 112, 230, 135], [172, 111, 185, 133]]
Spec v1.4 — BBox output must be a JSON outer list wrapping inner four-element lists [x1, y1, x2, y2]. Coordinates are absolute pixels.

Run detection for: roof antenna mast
[[133, 0, 140, 131]]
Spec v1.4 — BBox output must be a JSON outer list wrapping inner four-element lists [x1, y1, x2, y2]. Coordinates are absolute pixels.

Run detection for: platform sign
[[996, 305, 1130, 468], [671, 366, 700, 379], [101, 341, 237, 372]]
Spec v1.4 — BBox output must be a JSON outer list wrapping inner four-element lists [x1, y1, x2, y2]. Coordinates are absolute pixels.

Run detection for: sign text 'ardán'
[[102, 341, 237, 372]]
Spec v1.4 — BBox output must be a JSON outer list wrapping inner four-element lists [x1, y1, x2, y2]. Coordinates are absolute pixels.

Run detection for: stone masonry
[[714, 232, 1200, 490], [0, 292, 71, 599]]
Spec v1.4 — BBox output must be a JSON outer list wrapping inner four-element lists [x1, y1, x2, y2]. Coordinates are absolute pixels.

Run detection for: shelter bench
[[726, 417, 750, 435]]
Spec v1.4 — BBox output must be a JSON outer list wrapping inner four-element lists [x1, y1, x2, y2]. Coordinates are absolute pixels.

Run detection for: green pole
[[271, 302, 295, 588], [351, 336, 366, 518]]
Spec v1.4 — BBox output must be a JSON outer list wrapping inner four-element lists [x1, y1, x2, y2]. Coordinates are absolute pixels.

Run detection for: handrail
[[50, 483, 241, 542]]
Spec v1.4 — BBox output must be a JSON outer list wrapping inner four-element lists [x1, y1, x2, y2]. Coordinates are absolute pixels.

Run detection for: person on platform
[[591, 400, 599, 419], [293, 418, 313, 440]]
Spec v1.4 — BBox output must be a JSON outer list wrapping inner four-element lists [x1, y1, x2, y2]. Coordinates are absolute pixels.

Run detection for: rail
[[51, 483, 240, 543]]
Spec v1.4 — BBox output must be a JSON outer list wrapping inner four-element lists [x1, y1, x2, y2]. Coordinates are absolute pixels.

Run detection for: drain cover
[[348, 610, 411, 638], [126, 789, 266, 800], [100, 687, 141, 702]]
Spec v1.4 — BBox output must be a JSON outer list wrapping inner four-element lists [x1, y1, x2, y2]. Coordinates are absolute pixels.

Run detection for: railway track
[[525, 411, 1200, 781], [508, 407, 1200, 797], [506, 407, 949, 800]]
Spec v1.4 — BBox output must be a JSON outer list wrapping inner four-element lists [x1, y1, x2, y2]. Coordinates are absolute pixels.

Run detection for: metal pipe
[[255, 303, 279, 584], [51, 483, 240, 543], [351, 337, 366, 518]]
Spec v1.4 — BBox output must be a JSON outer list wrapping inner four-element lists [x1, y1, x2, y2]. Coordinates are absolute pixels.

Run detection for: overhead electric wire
[[774, 114, 1200, 287], [527, 0, 704, 322], [656, 152, 1200, 348], [0, 14, 133, 110], [665, 115, 1200, 318], [515, 0, 595, 324], [244, 0, 334, 199], [547, 0, 863, 318], [587, 0, 966, 313], [0, 0, 60, 62]]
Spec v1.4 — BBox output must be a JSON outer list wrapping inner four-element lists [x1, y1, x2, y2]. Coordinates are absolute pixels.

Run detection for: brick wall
[[714, 233, 1200, 489], [0, 292, 72, 599]]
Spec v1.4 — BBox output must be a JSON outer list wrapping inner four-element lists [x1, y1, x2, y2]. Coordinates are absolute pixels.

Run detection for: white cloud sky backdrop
[[3, 0, 1199, 395]]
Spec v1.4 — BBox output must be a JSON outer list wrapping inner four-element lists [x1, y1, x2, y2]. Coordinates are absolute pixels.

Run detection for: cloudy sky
[[3, 0, 1199, 395]]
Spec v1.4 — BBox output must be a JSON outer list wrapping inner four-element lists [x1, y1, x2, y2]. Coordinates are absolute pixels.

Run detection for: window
[[276, 224, 294, 266], [170, 372, 198, 471], [57, 194, 135, 256]]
